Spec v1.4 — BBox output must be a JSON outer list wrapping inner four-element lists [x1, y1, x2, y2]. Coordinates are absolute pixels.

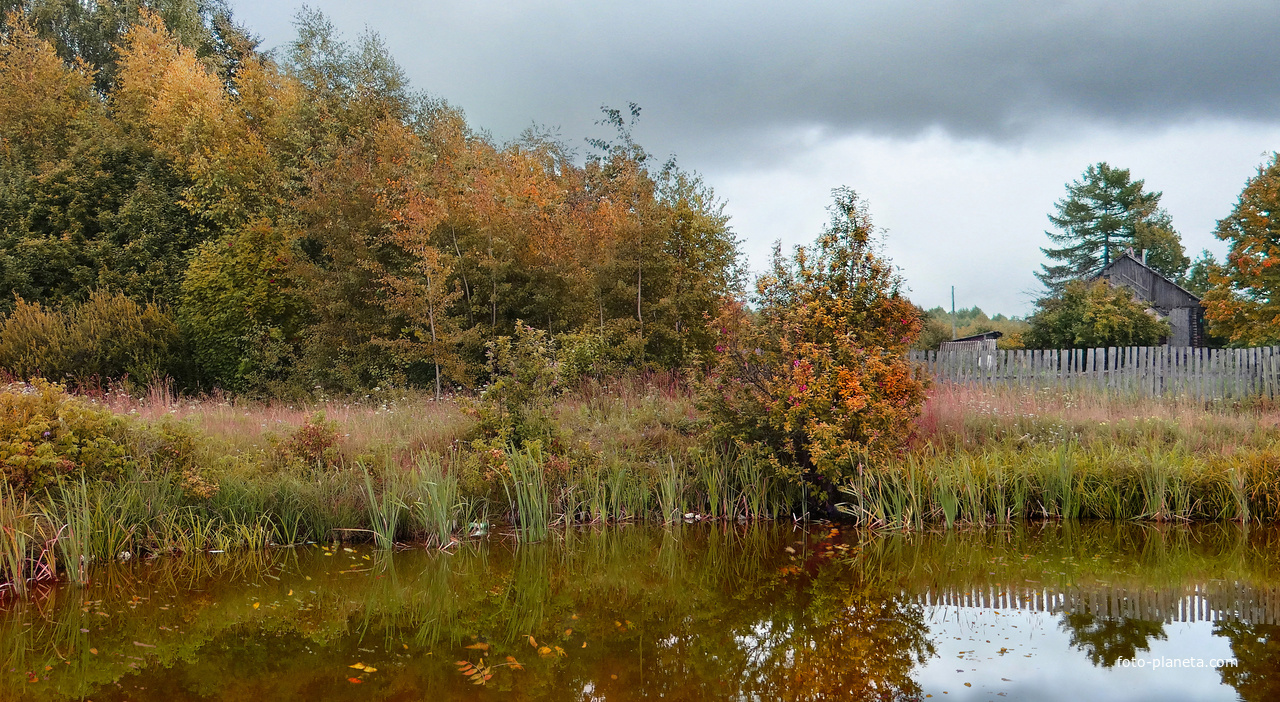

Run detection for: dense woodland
[[0, 1, 741, 395]]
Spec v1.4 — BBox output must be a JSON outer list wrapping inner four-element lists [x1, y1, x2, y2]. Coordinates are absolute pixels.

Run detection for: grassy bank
[[0, 377, 799, 595], [3, 378, 1280, 595], [855, 384, 1280, 527]]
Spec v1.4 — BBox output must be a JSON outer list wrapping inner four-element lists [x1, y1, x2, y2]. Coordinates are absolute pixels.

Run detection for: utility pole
[[951, 286, 957, 340]]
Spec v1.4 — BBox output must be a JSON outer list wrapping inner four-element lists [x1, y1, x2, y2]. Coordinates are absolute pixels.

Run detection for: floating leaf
[[464, 642, 489, 651], [564, 628, 573, 636], [88, 649, 98, 655], [252, 602, 260, 609], [526, 635, 537, 647], [287, 590, 293, 596], [537, 646, 552, 656]]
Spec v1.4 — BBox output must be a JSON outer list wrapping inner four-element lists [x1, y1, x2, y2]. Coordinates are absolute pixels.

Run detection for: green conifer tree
[[1037, 163, 1185, 294]]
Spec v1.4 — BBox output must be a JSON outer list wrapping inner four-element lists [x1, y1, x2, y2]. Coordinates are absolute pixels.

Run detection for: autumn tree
[[702, 188, 926, 504], [371, 121, 469, 398], [0, 0, 253, 93], [1025, 280, 1168, 349], [0, 6, 747, 393], [1202, 154, 1280, 345], [1037, 163, 1187, 294]]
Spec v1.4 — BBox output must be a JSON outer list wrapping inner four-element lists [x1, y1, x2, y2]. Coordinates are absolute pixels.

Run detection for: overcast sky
[[230, 0, 1280, 316]]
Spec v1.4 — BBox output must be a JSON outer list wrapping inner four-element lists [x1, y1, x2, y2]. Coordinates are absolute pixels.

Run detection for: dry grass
[[85, 381, 473, 466], [915, 383, 1280, 454]]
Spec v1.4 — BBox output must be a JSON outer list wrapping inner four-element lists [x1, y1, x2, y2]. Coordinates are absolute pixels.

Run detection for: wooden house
[[1094, 251, 1205, 347]]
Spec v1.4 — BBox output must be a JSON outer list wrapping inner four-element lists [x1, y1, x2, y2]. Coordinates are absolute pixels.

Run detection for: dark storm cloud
[[232, 0, 1280, 166], [248, 0, 1280, 155]]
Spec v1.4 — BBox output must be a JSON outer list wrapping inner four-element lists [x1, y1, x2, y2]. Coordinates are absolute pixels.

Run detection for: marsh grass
[[11, 376, 1280, 594], [840, 438, 1280, 528], [503, 444, 552, 542], [362, 466, 406, 549], [408, 454, 479, 547], [42, 479, 91, 585]]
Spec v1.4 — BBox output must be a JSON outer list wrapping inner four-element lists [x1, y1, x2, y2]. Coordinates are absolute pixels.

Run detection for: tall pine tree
[[1036, 162, 1186, 294]]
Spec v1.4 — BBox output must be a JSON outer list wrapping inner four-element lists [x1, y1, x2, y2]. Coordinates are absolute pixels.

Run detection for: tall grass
[[656, 458, 685, 524], [42, 479, 91, 585], [408, 454, 479, 547], [503, 444, 552, 542], [839, 438, 1280, 528], [362, 466, 405, 549]]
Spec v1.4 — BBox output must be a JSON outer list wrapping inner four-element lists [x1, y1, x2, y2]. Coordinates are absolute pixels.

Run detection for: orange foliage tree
[[701, 188, 926, 503], [1203, 153, 1280, 345]]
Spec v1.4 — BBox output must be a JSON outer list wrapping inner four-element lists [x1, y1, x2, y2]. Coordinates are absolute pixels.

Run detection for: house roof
[[951, 331, 1003, 342], [1093, 251, 1201, 307]]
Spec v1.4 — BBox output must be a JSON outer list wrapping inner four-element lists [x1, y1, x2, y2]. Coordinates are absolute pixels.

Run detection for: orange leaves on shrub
[[701, 188, 927, 502]]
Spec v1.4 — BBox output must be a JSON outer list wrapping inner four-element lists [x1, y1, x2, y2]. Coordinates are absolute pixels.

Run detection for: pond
[[0, 522, 1276, 701]]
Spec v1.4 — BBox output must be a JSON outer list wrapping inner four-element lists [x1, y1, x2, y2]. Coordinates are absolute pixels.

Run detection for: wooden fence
[[909, 346, 1280, 399], [913, 581, 1280, 625]]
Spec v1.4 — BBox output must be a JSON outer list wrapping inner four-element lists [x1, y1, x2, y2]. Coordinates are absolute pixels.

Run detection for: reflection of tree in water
[[1214, 621, 1280, 702], [737, 567, 936, 701], [1058, 612, 1166, 667]]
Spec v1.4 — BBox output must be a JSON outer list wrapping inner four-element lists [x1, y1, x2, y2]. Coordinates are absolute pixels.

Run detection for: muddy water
[[0, 522, 1275, 701]]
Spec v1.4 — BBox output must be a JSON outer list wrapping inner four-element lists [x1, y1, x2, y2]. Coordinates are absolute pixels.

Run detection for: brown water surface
[[0, 522, 1276, 701]]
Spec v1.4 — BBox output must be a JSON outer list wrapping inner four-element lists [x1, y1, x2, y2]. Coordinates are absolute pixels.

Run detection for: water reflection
[[1059, 612, 1166, 667], [0, 522, 1273, 700], [1215, 621, 1280, 702]]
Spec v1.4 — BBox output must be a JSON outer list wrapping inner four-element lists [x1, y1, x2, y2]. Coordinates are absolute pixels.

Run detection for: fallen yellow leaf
[[88, 648, 97, 655], [252, 602, 260, 609], [287, 590, 293, 596], [464, 642, 490, 651]]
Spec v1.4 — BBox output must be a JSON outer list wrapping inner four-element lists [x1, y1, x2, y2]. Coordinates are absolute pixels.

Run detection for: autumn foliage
[[0, 9, 740, 394], [701, 189, 927, 501], [1203, 152, 1280, 345]]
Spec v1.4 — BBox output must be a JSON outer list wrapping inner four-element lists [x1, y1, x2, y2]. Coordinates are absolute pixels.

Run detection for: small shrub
[[281, 412, 343, 469], [465, 322, 561, 448], [0, 380, 131, 491], [701, 188, 927, 503]]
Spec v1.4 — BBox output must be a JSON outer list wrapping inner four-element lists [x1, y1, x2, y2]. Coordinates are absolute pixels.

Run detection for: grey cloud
[[230, 0, 1280, 171], [240, 0, 1280, 161]]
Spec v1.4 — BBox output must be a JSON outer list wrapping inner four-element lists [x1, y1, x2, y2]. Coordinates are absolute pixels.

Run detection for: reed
[[656, 457, 686, 524], [362, 466, 405, 549], [502, 444, 551, 542], [408, 454, 471, 546], [694, 449, 728, 519], [42, 478, 92, 585], [0, 487, 33, 596]]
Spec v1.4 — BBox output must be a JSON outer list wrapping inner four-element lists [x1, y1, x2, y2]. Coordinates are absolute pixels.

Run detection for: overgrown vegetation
[[0, 6, 740, 394]]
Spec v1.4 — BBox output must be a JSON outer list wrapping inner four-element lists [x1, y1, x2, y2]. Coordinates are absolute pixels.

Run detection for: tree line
[[0, 2, 741, 395]]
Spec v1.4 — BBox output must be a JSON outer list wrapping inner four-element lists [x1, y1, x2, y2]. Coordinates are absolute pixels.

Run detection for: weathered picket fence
[[909, 346, 1280, 399], [913, 581, 1280, 626]]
